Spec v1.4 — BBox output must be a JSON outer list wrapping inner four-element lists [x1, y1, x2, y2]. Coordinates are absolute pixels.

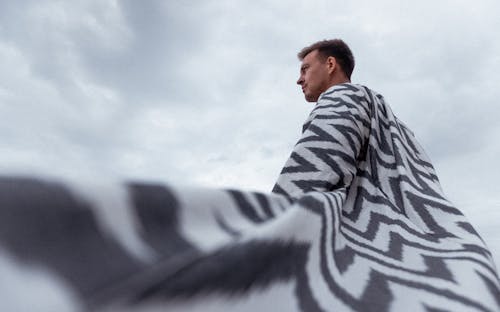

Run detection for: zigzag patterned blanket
[[0, 83, 498, 311]]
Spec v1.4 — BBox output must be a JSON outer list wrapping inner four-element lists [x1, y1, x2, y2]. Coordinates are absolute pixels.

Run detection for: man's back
[[273, 82, 499, 310]]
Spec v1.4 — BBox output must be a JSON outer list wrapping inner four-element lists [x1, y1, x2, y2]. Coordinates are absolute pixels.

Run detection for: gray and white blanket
[[0, 83, 498, 311]]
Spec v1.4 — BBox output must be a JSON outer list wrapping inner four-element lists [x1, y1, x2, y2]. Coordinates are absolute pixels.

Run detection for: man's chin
[[305, 95, 318, 102]]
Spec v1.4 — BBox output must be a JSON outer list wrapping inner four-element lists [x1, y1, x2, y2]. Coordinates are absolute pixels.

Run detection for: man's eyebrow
[[301, 64, 310, 70]]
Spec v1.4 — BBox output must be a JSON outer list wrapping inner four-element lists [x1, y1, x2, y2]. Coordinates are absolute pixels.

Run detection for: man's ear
[[326, 56, 337, 74]]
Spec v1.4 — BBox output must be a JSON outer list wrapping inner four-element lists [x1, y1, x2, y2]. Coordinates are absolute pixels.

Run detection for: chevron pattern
[[0, 84, 498, 311], [270, 83, 500, 311]]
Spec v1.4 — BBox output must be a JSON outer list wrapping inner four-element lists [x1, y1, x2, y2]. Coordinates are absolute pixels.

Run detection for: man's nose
[[297, 76, 303, 85]]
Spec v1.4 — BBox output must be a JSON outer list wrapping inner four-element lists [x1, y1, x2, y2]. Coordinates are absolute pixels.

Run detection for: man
[[270, 39, 500, 310]]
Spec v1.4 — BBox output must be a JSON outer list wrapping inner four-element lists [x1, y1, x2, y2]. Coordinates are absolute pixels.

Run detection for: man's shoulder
[[313, 83, 382, 120], [319, 83, 389, 109], [316, 83, 373, 107]]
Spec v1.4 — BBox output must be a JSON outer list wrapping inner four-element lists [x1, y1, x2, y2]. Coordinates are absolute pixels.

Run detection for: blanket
[[0, 83, 498, 311]]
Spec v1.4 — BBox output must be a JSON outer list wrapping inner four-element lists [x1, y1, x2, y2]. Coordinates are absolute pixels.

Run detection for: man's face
[[297, 50, 330, 102]]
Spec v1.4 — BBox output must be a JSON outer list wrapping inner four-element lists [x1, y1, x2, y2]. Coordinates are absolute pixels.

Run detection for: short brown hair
[[298, 39, 355, 80]]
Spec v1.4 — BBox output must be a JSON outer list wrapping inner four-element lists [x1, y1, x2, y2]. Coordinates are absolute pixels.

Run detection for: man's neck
[[326, 77, 351, 90]]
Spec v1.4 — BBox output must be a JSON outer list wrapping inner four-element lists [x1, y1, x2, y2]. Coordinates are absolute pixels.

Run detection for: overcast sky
[[1, 0, 499, 266]]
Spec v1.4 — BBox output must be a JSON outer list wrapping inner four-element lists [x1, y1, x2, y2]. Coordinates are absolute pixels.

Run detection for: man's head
[[296, 39, 355, 102]]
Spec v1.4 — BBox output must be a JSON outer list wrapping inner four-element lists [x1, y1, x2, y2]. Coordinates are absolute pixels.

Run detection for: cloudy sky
[[0, 0, 499, 265]]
